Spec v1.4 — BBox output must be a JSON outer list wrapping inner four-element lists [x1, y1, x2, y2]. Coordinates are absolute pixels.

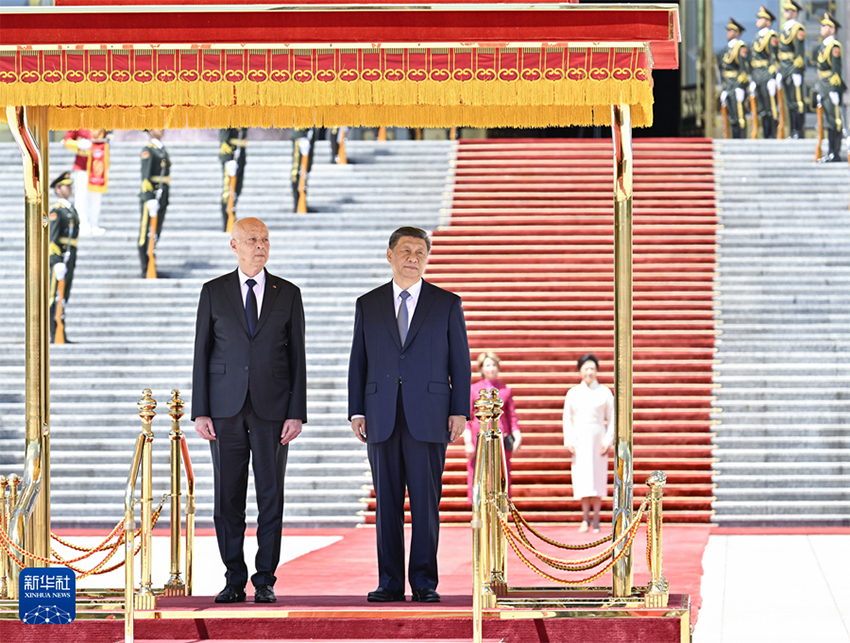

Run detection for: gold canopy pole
[[33, 106, 51, 564], [5, 106, 49, 582], [611, 103, 634, 598]]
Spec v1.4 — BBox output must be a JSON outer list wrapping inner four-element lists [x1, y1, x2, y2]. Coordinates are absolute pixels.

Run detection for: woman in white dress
[[562, 353, 615, 533]]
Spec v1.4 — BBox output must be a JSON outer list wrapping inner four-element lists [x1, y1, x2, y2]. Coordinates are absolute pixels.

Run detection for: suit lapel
[[225, 269, 251, 336], [254, 269, 280, 336], [403, 280, 435, 348], [379, 281, 403, 351]]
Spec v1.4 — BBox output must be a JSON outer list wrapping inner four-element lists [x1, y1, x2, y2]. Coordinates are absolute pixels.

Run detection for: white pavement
[[696, 534, 850, 643]]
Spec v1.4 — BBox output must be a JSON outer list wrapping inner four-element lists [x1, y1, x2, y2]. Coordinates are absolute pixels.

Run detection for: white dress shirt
[[238, 267, 265, 316], [392, 278, 422, 332]]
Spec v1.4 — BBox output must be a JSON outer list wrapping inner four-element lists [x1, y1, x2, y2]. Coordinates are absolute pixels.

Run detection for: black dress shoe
[[411, 588, 441, 603], [214, 584, 246, 603], [367, 587, 405, 602], [253, 584, 276, 603]]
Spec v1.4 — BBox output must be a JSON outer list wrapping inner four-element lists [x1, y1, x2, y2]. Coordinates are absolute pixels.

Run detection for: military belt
[[722, 71, 739, 78], [151, 176, 170, 184], [228, 139, 248, 147], [778, 52, 795, 60], [750, 60, 769, 68], [57, 237, 78, 247]]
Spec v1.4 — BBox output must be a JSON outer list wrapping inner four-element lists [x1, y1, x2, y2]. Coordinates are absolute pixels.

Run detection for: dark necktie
[[245, 278, 258, 336], [397, 290, 411, 345]]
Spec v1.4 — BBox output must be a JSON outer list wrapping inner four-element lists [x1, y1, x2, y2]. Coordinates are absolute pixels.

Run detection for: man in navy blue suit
[[348, 226, 471, 603]]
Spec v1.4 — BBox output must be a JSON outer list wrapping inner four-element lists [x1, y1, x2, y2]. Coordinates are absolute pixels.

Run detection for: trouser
[[782, 73, 806, 135], [71, 170, 103, 230], [220, 164, 245, 231], [210, 391, 289, 588], [724, 90, 746, 138], [138, 200, 166, 276], [754, 80, 778, 138], [367, 389, 447, 592]]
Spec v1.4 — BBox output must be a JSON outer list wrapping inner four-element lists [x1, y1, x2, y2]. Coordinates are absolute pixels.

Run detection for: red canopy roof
[[0, 3, 679, 129]]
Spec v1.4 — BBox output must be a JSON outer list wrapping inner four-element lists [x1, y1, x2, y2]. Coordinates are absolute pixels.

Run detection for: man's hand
[[76, 138, 92, 152], [225, 159, 238, 177], [195, 416, 216, 441], [351, 417, 367, 443], [280, 419, 302, 445], [146, 199, 159, 217], [448, 415, 466, 442], [566, 445, 575, 456]]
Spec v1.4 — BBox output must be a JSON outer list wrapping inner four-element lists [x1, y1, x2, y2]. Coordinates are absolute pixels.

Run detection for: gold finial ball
[[489, 388, 504, 420], [168, 389, 185, 420], [8, 474, 21, 486], [474, 388, 493, 422], [138, 388, 157, 423]]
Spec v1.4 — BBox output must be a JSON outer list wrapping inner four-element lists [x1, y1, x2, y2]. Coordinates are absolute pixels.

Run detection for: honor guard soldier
[[721, 18, 750, 138], [778, 0, 807, 138], [751, 7, 780, 138], [138, 129, 171, 278], [816, 13, 845, 162], [291, 127, 315, 213], [219, 127, 248, 232], [48, 172, 80, 344]]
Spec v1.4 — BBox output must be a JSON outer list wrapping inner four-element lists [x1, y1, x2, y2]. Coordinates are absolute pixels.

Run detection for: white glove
[[792, 73, 802, 87], [817, 93, 822, 108], [735, 87, 745, 103], [145, 199, 159, 217], [76, 138, 92, 151], [830, 91, 840, 105], [776, 72, 783, 83], [298, 137, 311, 156], [749, 81, 757, 94], [720, 90, 728, 103], [767, 78, 777, 96], [225, 159, 238, 177], [53, 263, 67, 281]]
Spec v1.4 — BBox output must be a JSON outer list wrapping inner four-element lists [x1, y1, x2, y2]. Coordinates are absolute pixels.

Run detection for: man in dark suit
[[348, 226, 471, 603], [192, 217, 307, 604]]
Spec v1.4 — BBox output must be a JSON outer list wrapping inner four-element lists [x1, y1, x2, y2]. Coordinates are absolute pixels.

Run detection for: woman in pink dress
[[563, 353, 615, 533], [463, 352, 522, 502]]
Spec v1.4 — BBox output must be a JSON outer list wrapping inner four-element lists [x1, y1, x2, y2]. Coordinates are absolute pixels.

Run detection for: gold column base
[[645, 579, 669, 608], [163, 577, 186, 597], [134, 591, 157, 610]]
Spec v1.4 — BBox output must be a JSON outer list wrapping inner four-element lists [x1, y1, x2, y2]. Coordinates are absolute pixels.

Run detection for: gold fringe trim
[[10, 104, 653, 131], [0, 77, 653, 129]]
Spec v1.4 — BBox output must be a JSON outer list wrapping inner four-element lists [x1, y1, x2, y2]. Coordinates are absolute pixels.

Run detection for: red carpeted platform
[[0, 525, 707, 642], [361, 138, 718, 525]]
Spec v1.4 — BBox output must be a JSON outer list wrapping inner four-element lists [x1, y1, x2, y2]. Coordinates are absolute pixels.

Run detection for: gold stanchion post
[[164, 390, 185, 596], [487, 389, 507, 596], [124, 432, 146, 643], [0, 476, 8, 598], [611, 104, 635, 598], [135, 389, 156, 609], [645, 471, 669, 608], [471, 389, 493, 643], [180, 434, 195, 596], [7, 474, 21, 600]]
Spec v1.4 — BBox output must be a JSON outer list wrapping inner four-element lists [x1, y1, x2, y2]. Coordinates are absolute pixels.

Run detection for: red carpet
[[0, 525, 707, 642], [362, 138, 718, 525]]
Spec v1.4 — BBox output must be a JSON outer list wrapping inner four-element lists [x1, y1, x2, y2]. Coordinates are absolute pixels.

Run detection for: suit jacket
[[348, 279, 471, 444], [192, 268, 307, 423]]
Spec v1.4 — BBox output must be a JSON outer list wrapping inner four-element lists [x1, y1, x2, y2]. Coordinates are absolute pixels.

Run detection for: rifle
[[815, 104, 824, 162], [721, 104, 731, 139], [776, 85, 786, 138], [146, 183, 163, 279], [750, 94, 759, 139], [225, 174, 236, 233], [296, 152, 309, 214], [54, 277, 66, 344]]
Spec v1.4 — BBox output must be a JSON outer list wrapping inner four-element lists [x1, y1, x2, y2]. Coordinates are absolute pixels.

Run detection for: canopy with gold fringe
[[0, 2, 680, 129]]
